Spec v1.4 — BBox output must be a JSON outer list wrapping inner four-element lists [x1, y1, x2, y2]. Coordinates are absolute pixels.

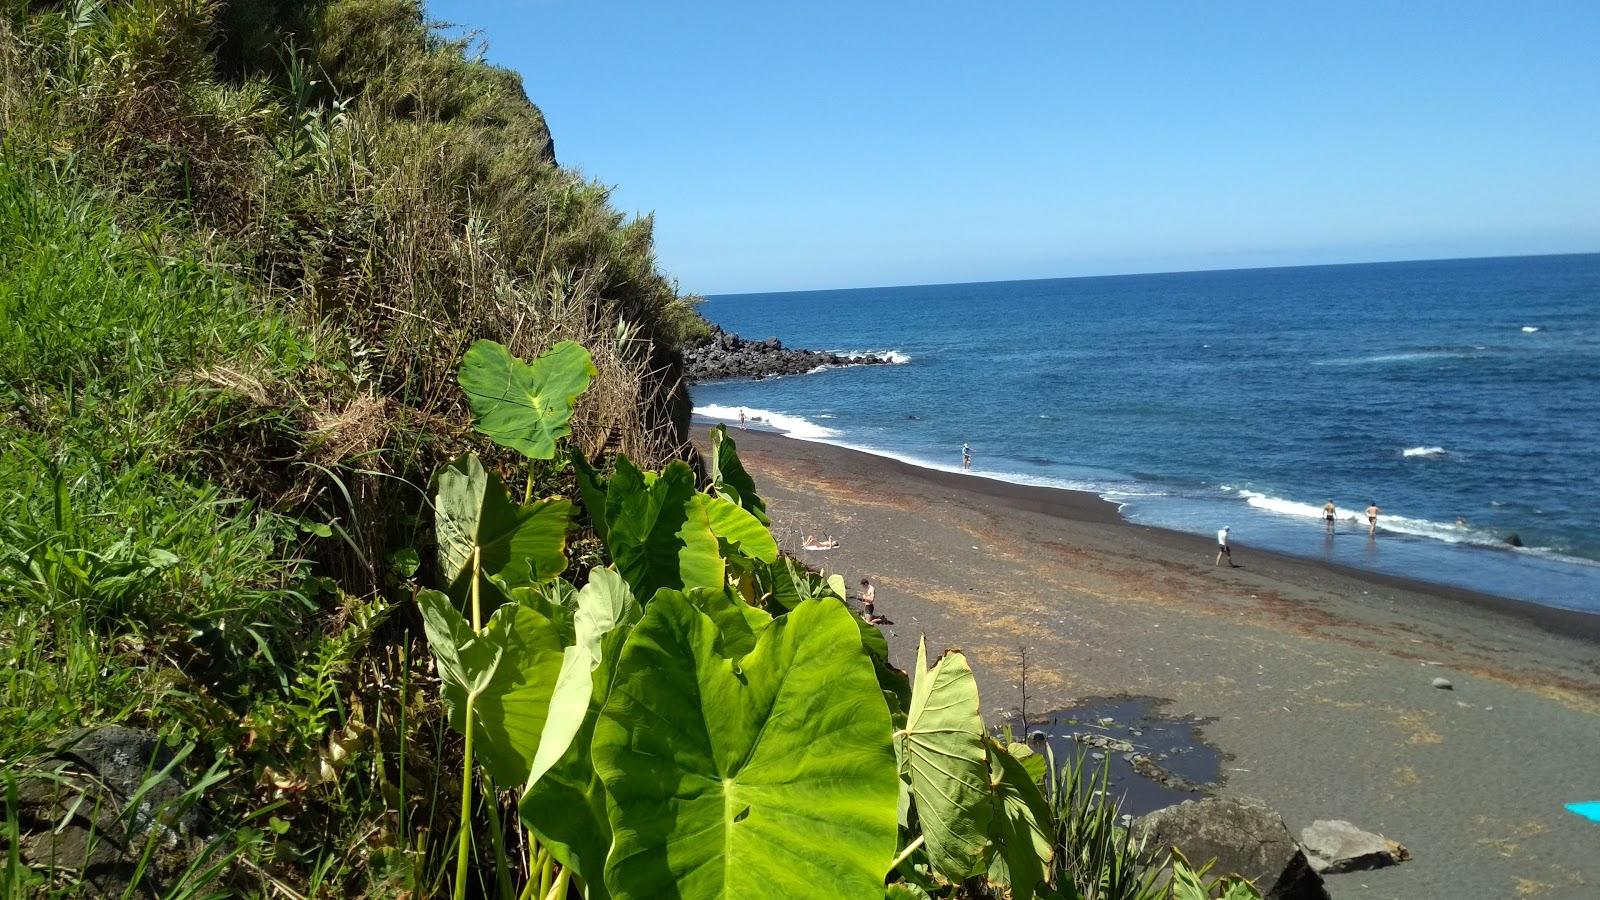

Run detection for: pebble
[[1431, 677, 1453, 690]]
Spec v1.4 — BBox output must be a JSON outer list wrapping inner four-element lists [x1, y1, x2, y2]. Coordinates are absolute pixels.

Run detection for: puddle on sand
[[1002, 696, 1225, 817]]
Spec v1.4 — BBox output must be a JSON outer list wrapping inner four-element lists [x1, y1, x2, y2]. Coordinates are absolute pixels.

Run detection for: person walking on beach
[[1322, 499, 1337, 533], [1365, 501, 1381, 534], [739, 409, 747, 430], [962, 443, 972, 469], [1215, 526, 1235, 566]]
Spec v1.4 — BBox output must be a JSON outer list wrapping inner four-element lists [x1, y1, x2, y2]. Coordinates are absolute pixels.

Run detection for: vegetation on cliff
[[0, 2, 1260, 897]]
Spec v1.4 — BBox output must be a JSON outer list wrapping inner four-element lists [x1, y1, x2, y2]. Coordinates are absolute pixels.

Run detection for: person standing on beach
[[859, 578, 876, 618], [739, 409, 747, 430], [1323, 499, 1337, 532], [962, 443, 972, 469], [1365, 501, 1381, 534], [1215, 527, 1234, 566]]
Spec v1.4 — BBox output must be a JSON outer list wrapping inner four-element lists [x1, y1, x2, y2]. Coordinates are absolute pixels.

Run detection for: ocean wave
[[833, 349, 912, 364], [1232, 489, 1587, 561], [693, 404, 840, 440], [1522, 325, 1541, 333], [1314, 351, 1470, 367], [1402, 446, 1447, 458]]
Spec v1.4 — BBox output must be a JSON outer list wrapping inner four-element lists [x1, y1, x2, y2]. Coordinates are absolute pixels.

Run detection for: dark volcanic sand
[[702, 425, 1600, 899]]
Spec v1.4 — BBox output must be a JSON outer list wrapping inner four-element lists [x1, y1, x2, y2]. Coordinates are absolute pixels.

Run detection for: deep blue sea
[[691, 254, 1600, 614]]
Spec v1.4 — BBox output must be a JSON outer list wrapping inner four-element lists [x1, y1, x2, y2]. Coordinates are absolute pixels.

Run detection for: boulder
[[1299, 819, 1411, 874], [1133, 797, 1330, 899], [11, 727, 207, 898]]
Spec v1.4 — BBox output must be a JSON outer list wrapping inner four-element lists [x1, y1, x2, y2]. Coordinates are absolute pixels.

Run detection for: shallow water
[[1006, 696, 1224, 817], [693, 254, 1600, 612]]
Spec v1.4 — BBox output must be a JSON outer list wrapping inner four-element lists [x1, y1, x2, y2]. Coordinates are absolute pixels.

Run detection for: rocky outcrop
[[1299, 820, 1411, 874], [1133, 797, 1330, 900], [683, 324, 895, 382], [12, 727, 209, 898]]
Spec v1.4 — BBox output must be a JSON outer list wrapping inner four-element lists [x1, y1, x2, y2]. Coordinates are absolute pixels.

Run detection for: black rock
[[1504, 533, 1524, 547], [1132, 797, 1330, 899], [684, 325, 897, 382]]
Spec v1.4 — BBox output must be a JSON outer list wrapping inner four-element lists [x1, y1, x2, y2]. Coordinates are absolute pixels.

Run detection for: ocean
[[690, 254, 1600, 614]]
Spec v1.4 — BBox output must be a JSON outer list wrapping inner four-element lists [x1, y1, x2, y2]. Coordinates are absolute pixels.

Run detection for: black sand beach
[[704, 426, 1600, 899]]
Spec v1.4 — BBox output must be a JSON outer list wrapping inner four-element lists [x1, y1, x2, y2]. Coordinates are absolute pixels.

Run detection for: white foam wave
[[693, 404, 840, 440], [1521, 325, 1541, 333], [834, 349, 912, 364], [1232, 489, 1583, 558], [1402, 446, 1447, 458]]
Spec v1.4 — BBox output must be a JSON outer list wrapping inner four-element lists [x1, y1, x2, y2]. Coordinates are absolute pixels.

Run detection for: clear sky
[[429, 1, 1600, 295]]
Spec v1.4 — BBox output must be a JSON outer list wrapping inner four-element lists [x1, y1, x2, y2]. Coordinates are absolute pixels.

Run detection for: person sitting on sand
[[1365, 501, 1381, 534], [1215, 526, 1236, 567], [1323, 500, 1337, 532]]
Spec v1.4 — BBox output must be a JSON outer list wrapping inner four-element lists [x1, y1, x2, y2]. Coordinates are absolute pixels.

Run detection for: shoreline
[[703, 423, 1600, 898], [701, 421, 1600, 644]]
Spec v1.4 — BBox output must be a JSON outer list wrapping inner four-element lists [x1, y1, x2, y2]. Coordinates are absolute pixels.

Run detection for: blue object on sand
[[1565, 802, 1600, 823]]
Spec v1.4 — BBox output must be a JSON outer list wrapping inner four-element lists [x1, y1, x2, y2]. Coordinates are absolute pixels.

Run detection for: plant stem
[[470, 546, 483, 632], [524, 462, 534, 505], [454, 695, 477, 900], [455, 545, 486, 900], [484, 780, 514, 900], [538, 847, 554, 899], [541, 863, 570, 900], [887, 834, 925, 873]]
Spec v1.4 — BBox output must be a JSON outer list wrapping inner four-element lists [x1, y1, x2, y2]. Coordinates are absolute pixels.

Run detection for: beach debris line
[[1298, 820, 1412, 874]]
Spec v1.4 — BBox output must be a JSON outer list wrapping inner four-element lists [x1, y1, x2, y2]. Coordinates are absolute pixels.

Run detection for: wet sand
[[707, 427, 1600, 899]]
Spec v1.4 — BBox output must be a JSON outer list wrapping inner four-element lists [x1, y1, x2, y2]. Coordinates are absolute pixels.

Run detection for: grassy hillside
[[0, 1, 706, 895]]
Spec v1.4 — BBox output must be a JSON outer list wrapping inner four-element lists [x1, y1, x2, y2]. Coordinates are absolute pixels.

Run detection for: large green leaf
[[677, 493, 779, 590], [708, 424, 768, 524], [434, 454, 572, 598], [424, 590, 567, 788], [983, 737, 1055, 900], [604, 457, 698, 598], [593, 595, 898, 899], [459, 339, 596, 460], [900, 638, 993, 882], [528, 568, 638, 786], [676, 586, 772, 658], [418, 589, 500, 696]]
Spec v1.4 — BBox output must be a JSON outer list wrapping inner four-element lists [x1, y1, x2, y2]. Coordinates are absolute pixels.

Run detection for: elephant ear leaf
[[604, 458, 698, 598], [593, 595, 898, 899], [901, 638, 993, 882], [423, 592, 567, 789], [459, 339, 596, 460], [708, 424, 768, 524], [983, 737, 1055, 900], [433, 454, 572, 599], [677, 493, 779, 590]]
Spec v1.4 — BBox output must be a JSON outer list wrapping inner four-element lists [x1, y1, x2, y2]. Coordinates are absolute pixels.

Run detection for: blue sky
[[430, 1, 1600, 294]]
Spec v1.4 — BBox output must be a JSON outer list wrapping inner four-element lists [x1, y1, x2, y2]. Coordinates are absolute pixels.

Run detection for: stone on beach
[[1299, 819, 1412, 873], [1133, 796, 1330, 899], [1431, 676, 1453, 689]]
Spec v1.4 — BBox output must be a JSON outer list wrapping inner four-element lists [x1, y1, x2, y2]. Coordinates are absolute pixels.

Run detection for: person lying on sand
[[801, 534, 840, 550]]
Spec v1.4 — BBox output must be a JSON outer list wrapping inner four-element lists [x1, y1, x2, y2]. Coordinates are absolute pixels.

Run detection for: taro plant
[[418, 339, 1261, 899]]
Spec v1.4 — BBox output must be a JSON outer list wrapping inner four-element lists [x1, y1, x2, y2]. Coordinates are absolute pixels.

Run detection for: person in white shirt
[[1215, 526, 1234, 566]]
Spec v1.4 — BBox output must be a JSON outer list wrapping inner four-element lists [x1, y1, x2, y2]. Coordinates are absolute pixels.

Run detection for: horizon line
[[703, 249, 1600, 299]]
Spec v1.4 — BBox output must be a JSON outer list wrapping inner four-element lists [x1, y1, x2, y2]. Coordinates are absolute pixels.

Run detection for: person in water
[[1323, 499, 1337, 532], [962, 443, 972, 469], [1215, 526, 1235, 566], [1365, 501, 1381, 534]]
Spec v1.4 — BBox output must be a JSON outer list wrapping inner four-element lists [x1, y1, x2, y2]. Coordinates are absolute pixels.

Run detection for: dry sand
[[709, 427, 1600, 899]]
